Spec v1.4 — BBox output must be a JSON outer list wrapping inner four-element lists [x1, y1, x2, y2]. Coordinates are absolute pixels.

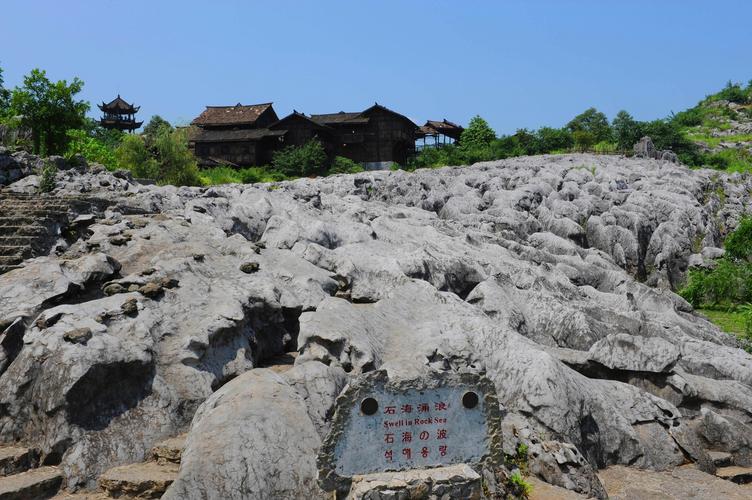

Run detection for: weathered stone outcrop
[[0, 153, 750, 497]]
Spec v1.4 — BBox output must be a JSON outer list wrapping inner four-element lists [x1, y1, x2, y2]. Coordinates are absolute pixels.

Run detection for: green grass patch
[[686, 133, 752, 148], [697, 308, 748, 338]]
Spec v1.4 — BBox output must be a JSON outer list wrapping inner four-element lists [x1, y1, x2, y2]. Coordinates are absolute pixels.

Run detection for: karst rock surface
[[1, 153, 751, 498]]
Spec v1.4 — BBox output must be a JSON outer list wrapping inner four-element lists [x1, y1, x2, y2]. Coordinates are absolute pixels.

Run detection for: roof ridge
[[204, 102, 273, 109]]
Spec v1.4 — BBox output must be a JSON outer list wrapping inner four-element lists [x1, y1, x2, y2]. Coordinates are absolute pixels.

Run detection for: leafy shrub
[[508, 471, 533, 498], [725, 217, 752, 261], [713, 81, 751, 105], [65, 129, 118, 169], [572, 130, 596, 152], [680, 218, 752, 308], [199, 166, 241, 185], [593, 141, 617, 154], [328, 156, 364, 175], [116, 135, 160, 179], [272, 139, 327, 177], [153, 128, 201, 186], [38, 160, 57, 193], [671, 107, 705, 128], [198, 166, 288, 186]]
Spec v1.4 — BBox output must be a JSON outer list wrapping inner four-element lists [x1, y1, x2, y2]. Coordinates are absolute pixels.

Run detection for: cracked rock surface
[[1, 153, 751, 498]]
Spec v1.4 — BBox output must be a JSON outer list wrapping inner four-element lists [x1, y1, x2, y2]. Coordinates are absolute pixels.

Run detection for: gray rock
[[163, 369, 325, 500], [1, 153, 751, 497], [588, 333, 680, 373]]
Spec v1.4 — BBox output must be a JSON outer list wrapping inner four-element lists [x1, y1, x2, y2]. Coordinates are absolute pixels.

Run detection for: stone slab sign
[[317, 371, 502, 493]]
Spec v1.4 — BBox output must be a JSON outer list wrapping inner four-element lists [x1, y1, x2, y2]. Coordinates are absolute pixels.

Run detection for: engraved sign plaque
[[317, 371, 502, 493]]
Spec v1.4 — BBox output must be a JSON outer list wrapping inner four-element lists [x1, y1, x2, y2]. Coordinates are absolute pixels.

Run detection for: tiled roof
[[191, 103, 274, 126], [310, 111, 370, 125]]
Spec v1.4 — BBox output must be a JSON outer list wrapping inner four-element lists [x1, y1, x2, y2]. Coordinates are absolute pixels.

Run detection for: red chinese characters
[[385, 450, 393, 461], [418, 403, 430, 413], [437, 429, 447, 439], [401, 404, 413, 414], [385, 433, 394, 444], [384, 405, 396, 415], [421, 447, 430, 458], [402, 431, 412, 443], [434, 401, 448, 411], [402, 448, 411, 460], [419, 431, 430, 440]]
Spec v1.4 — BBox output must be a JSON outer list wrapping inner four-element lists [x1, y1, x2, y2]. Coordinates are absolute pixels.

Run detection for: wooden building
[[189, 101, 418, 169], [268, 111, 337, 158], [98, 95, 143, 133], [189, 103, 282, 166], [311, 104, 417, 168], [415, 119, 464, 149]]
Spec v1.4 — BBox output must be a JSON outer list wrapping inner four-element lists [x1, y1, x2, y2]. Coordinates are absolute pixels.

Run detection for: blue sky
[[1, 1, 750, 134]]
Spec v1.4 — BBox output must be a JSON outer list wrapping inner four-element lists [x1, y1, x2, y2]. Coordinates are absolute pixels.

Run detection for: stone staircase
[[94, 434, 185, 499], [0, 191, 98, 275], [0, 435, 186, 500], [0, 445, 62, 500], [707, 450, 752, 485]]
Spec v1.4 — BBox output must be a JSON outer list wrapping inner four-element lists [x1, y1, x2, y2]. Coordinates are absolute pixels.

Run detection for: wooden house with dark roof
[[268, 111, 337, 158], [311, 103, 417, 168], [416, 119, 464, 149], [189, 101, 417, 169], [189, 103, 282, 166]]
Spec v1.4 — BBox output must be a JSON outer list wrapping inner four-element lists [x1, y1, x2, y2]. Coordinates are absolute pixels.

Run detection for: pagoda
[[98, 95, 143, 132]]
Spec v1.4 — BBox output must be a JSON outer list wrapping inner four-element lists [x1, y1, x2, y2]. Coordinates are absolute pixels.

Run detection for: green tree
[[572, 130, 596, 152], [153, 127, 201, 186], [328, 156, 364, 175], [460, 115, 496, 149], [612, 110, 642, 150], [567, 107, 612, 143], [725, 217, 752, 262], [9, 69, 89, 155], [272, 139, 327, 177], [0, 64, 10, 114], [143, 115, 173, 147], [116, 128, 201, 186], [535, 126, 573, 153], [65, 129, 118, 169], [116, 134, 159, 179]]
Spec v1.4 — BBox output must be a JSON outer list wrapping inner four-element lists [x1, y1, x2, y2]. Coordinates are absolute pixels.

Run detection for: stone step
[[708, 450, 733, 468], [0, 256, 22, 266], [0, 210, 64, 217], [0, 446, 35, 478], [0, 226, 47, 237], [716, 466, 752, 484], [0, 217, 40, 227], [98, 462, 178, 499], [0, 236, 38, 247], [150, 434, 187, 465], [0, 466, 62, 500], [0, 246, 30, 258]]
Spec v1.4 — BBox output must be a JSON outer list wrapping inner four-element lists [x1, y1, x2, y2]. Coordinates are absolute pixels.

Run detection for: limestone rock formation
[[0, 153, 750, 498]]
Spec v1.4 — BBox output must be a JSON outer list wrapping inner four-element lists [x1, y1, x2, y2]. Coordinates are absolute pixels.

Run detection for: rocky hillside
[[1, 153, 752, 498], [679, 82, 752, 170]]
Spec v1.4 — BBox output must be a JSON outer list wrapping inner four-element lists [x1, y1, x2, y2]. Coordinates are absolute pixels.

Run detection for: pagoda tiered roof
[[98, 95, 140, 114]]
